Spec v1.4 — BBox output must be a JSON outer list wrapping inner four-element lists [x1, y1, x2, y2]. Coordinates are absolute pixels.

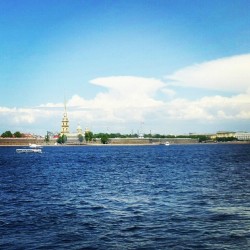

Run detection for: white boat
[[16, 148, 42, 153], [165, 141, 170, 146], [29, 143, 43, 148]]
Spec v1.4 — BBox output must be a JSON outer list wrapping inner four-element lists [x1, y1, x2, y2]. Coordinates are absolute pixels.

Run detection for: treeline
[[3, 130, 236, 143], [56, 131, 95, 144], [1, 131, 23, 138], [54, 132, 214, 144], [143, 134, 210, 142], [215, 136, 237, 142], [93, 133, 211, 143], [93, 133, 137, 139]]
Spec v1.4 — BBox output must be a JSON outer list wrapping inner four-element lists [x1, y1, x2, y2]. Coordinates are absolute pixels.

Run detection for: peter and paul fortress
[[61, 101, 70, 135], [60, 100, 87, 143]]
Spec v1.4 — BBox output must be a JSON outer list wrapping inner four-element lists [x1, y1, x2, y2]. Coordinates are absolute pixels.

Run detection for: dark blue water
[[0, 144, 249, 249]]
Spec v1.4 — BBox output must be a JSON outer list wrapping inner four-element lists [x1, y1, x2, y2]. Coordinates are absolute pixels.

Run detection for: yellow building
[[60, 101, 83, 139], [61, 104, 70, 135], [210, 131, 236, 140]]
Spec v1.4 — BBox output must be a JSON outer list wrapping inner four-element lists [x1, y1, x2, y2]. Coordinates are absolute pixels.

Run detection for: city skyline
[[0, 0, 250, 135]]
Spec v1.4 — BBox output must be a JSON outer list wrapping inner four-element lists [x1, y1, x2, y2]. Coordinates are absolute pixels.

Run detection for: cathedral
[[60, 101, 84, 140]]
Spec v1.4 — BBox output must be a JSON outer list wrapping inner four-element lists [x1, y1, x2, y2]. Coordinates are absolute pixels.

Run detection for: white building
[[235, 132, 250, 141]]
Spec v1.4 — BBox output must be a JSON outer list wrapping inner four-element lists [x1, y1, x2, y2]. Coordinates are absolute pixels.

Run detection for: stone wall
[[0, 137, 199, 146], [109, 138, 198, 144], [0, 138, 44, 146]]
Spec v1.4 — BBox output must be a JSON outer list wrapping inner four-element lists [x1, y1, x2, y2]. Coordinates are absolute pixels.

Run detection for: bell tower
[[61, 99, 70, 135]]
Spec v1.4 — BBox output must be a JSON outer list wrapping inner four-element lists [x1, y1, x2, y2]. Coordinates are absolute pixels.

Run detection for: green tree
[[57, 137, 62, 144], [14, 131, 22, 138], [62, 134, 67, 143], [57, 134, 67, 144], [216, 136, 236, 142], [78, 134, 84, 143], [197, 135, 209, 142], [1, 131, 13, 138], [101, 134, 109, 144], [85, 131, 93, 142]]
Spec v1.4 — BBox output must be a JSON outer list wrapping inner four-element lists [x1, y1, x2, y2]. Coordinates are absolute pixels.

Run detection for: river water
[[0, 144, 249, 249]]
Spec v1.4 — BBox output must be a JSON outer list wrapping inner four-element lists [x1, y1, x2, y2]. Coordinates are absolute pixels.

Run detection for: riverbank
[[0, 138, 250, 147], [0, 137, 199, 146]]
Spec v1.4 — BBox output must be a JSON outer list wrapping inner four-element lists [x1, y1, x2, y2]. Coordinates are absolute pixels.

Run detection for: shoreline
[[1, 141, 250, 147]]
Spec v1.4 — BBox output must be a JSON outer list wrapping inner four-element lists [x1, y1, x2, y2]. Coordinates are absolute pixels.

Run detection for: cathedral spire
[[61, 98, 70, 135], [64, 96, 67, 113]]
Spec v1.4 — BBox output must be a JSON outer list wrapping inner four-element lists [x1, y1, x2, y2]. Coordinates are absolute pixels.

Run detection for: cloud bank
[[1, 55, 250, 134], [166, 54, 250, 93]]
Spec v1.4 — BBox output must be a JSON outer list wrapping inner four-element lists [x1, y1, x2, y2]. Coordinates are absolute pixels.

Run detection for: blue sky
[[0, 0, 250, 135]]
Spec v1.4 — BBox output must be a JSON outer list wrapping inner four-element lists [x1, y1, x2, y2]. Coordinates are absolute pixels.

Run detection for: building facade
[[210, 131, 250, 141], [60, 101, 84, 143], [61, 113, 70, 135], [235, 132, 250, 141]]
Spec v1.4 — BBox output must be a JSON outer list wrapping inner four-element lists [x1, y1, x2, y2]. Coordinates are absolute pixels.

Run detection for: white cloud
[[68, 76, 167, 124], [163, 92, 250, 121], [162, 98, 215, 121], [62, 75, 250, 128], [0, 76, 167, 133], [1, 59, 250, 134], [90, 76, 165, 95], [39, 102, 62, 108], [0, 106, 61, 133], [160, 87, 176, 97], [166, 54, 250, 93], [87, 76, 168, 111]]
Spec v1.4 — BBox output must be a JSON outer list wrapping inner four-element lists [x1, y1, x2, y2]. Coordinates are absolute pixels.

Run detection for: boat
[[159, 141, 170, 146], [29, 143, 43, 148], [16, 148, 42, 153]]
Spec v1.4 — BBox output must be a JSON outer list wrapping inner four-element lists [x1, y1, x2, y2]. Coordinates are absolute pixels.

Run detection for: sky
[[0, 0, 250, 136]]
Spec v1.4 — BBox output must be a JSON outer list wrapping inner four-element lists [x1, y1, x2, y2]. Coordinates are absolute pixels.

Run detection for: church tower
[[61, 100, 70, 135], [77, 124, 83, 135]]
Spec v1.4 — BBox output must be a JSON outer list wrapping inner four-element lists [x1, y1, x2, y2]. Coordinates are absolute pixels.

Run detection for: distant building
[[77, 124, 83, 135], [60, 100, 84, 143], [23, 133, 36, 138], [210, 131, 250, 141], [60, 100, 70, 136], [210, 131, 236, 140], [235, 132, 250, 141]]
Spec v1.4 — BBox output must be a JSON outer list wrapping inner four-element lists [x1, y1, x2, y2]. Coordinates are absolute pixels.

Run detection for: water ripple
[[0, 144, 250, 249]]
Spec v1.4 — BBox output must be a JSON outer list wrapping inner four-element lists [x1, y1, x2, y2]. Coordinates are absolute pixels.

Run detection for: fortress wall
[[152, 138, 199, 144], [109, 138, 199, 144], [110, 138, 151, 144], [0, 138, 44, 146], [0, 137, 199, 146]]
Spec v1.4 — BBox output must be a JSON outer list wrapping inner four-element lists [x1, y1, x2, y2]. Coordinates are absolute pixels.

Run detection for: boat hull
[[16, 149, 42, 153]]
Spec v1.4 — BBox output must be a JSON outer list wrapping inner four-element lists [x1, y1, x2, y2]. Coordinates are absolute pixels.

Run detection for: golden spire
[[61, 97, 70, 135], [64, 96, 67, 113]]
